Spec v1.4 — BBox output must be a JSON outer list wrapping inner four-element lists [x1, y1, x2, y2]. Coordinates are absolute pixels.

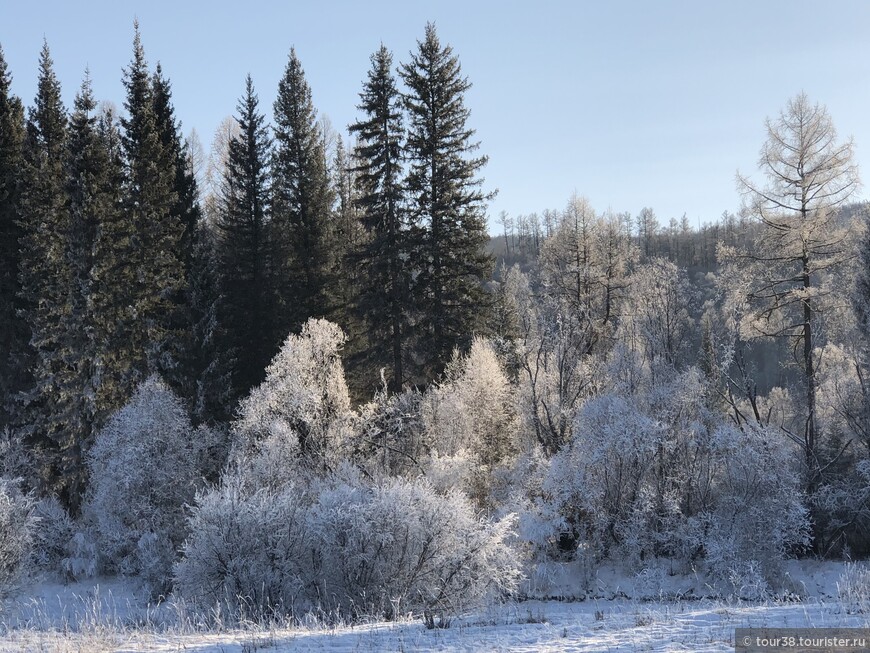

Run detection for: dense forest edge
[[1, 21, 870, 627]]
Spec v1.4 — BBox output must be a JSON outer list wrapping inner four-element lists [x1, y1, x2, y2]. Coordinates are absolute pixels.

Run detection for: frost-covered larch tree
[[722, 92, 860, 495]]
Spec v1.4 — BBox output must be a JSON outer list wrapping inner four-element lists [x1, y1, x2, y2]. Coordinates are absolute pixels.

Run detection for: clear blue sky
[[3, 0, 869, 230]]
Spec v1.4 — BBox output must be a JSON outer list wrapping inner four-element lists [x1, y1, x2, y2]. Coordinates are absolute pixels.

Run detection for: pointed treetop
[[237, 73, 261, 121], [28, 38, 67, 149], [423, 21, 439, 48], [276, 47, 315, 119], [372, 43, 393, 75], [126, 19, 149, 85], [415, 22, 454, 65], [35, 39, 64, 107], [73, 68, 96, 117]]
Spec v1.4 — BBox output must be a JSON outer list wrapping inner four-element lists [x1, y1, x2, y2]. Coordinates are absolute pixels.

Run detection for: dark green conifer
[[400, 23, 494, 380], [0, 44, 26, 429], [188, 225, 234, 423], [16, 41, 69, 489], [89, 104, 134, 425], [52, 73, 118, 507], [272, 48, 335, 336], [152, 63, 205, 399], [215, 75, 275, 398], [349, 45, 409, 392], [119, 23, 183, 382]]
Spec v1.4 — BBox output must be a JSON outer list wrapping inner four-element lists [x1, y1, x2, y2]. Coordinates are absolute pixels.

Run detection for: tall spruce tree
[[120, 23, 184, 384], [89, 104, 135, 429], [349, 45, 409, 392], [17, 41, 69, 491], [152, 63, 204, 399], [51, 73, 119, 508], [272, 48, 335, 336], [400, 23, 493, 380], [152, 64, 201, 278], [0, 44, 26, 429], [215, 75, 274, 398]]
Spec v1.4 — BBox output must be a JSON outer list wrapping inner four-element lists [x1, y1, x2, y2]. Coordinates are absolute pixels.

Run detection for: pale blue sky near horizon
[[2, 0, 869, 231]]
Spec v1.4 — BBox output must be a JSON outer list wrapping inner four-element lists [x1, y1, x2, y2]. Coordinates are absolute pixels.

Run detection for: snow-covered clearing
[[3, 594, 866, 653], [2, 561, 868, 652]]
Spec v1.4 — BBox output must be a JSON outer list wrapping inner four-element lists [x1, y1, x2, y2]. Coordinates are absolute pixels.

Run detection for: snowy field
[[2, 562, 868, 653]]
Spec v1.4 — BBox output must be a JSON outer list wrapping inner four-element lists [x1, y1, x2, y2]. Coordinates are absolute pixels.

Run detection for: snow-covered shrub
[[422, 337, 519, 508], [192, 422, 231, 486], [712, 559, 770, 601], [30, 496, 74, 574], [83, 376, 205, 593], [234, 319, 353, 476], [62, 530, 99, 581], [424, 450, 476, 496], [136, 531, 177, 599], [174, 474, 311, 619], [544, 391, 672, 563], [704, 424, 810, 584], [308, 470, 521, 624], [176, 468, 522, 625], [508, 446, 558, 552], [176, 476, 305, 620], [540, 367, 809, 582], [0, 478, 36, 598]]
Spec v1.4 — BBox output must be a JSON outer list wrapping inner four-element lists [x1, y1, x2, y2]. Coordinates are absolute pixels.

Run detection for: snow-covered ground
[[1, 562, 868, 653]]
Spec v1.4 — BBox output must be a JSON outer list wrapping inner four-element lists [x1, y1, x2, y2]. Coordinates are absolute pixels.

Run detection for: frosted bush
[[424, 450, 476, 495], [234, 428, 303, 491], [234, 319, 353, 476], [30, 496, 74, 574], [541, 368, 809, 581], [0, 477, 36, 598], [309, 471, 521, 624], [62, 530, 99, 581], [176, 468, 522, 625], [705, 423, 810, 581], [0, 427, 32, 481], [136, 531, 177, 598], [174, 475, 311, 619], [83, 376, 206, 592], [422, 337, 519, 509], [634, 564, 669, 600], [544, 392, 663, 561]]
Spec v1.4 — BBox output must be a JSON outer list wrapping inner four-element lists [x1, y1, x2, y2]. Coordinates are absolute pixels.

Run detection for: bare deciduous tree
[[725, 92, 860, 494]]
